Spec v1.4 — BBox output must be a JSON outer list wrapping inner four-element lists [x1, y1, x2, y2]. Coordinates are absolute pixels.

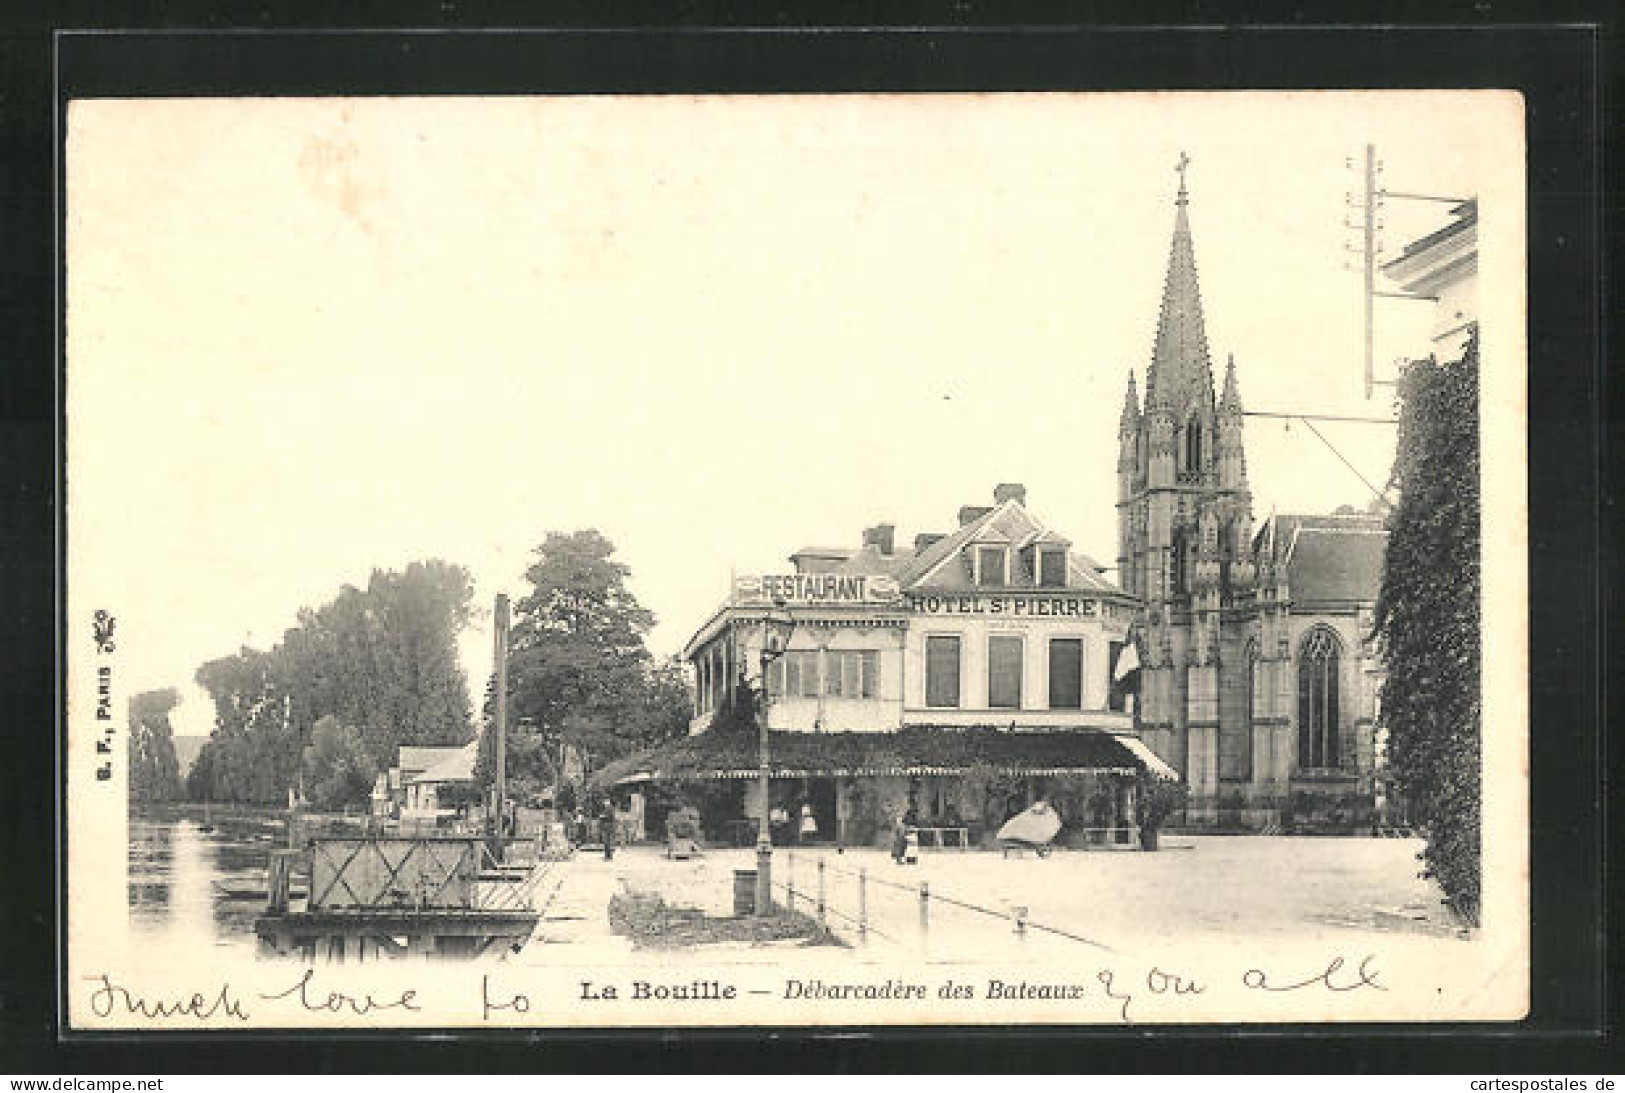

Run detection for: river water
[[127, 806, 288, 958]]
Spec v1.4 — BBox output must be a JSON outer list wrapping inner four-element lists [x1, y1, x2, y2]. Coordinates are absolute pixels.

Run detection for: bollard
[[919, 880, 930, 935], [816, 859, 827, 927], [858, 866, 869, 945], [1012, 905, 1028, 940], [786, 851, 796, 912], [266, 850, 293, 913]]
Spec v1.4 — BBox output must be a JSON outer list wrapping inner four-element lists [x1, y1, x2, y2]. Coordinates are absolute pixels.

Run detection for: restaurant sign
[[734, 574, 903, 605]]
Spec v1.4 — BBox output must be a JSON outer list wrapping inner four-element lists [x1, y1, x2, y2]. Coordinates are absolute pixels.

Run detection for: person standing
[[799, 801, 818, 844], [598, 802, 617, 862], [890, 815, 909, 865]]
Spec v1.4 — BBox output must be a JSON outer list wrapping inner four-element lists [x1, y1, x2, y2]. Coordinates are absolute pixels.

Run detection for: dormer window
[[1037, 547, 1068, 588], [974, 545, 1008, 587]]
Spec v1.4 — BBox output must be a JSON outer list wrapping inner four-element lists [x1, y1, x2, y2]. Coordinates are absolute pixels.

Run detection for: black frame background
[[0, 8, 1610, 1074]]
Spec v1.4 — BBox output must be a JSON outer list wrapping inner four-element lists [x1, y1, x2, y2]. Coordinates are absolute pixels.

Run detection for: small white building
[[404, 741, 478, 813], [1381, 198, 1478, 360]]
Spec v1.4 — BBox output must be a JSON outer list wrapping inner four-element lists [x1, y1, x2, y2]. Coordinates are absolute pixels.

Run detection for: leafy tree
[[190, 647, 285, 803], [1133, 770, 1190, 850], [301, 716, 376, 811], [1374, 333, 1481, 925], [705, 671, 762, 738], [128, 688, 184, 802], [476, 530, 692, 797], [191, 559, 476, 804]]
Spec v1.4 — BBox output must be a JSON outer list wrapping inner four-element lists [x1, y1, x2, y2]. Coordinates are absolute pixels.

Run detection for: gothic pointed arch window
[[1184, 417, 1204, 474], [1297, 627, 1342, 769]]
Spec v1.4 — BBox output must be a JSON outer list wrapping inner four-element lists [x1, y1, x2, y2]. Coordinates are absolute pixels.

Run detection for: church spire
[[1145, 151, 1216, 418]]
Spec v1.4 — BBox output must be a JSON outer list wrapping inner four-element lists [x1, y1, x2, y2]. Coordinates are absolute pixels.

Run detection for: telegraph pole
[[1361, 144, 1377, 400], [1346, 144, 1469, 399], [492, 593, 510, 835]]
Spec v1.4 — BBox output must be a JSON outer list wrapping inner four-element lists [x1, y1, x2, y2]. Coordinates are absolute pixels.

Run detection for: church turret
[[1119, 371, 1141, 440], [1117, 371, 1142, 596], [1118, 371, 1141, 484], [1217, 353, 1249, 492], [1219, 352, 1243, 415]]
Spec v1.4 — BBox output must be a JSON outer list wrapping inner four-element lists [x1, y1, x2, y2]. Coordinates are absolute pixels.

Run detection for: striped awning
[[1112, 732, 1181, 780]]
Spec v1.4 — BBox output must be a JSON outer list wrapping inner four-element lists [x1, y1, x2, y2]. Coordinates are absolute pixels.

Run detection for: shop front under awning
[[592, 725, 1170, 789]]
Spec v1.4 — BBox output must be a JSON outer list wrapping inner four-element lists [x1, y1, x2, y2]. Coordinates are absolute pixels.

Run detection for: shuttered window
[[1039, 548, 1068, 588], [925, 636, 961, 708], [1048, 638, 1083, 709], [775, 650, 821, 698], [828, 650, 880, 699], [976, 546, 1007, 587], [988, 636, 1023, 709]]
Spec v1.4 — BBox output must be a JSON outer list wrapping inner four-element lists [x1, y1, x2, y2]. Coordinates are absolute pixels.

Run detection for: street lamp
[[755, 602, 796, 916]]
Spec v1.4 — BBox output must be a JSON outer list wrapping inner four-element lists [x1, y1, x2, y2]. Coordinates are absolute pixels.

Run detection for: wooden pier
[[254, 834, 547, 961]]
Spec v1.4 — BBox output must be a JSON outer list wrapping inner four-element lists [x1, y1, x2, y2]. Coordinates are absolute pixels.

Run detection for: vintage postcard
[[65, 90, 1528, 1030]]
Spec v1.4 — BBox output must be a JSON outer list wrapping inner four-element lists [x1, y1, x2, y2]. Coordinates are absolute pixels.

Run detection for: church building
[[1115, 162, 1386, 831]]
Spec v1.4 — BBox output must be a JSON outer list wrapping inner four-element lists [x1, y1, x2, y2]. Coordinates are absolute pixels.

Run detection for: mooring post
[[1012, 905, 1028, 940], [266, 850, 292, 913], [816, 858, 827, 927], [786, 851, 795, 911], [858, 866, 868, 945], [919, 880, 930, 935]]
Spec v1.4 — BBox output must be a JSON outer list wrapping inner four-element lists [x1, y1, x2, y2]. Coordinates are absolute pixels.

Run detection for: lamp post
[[755, 603, 796, 916]]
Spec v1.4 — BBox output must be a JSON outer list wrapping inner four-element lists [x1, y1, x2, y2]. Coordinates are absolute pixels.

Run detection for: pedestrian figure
[[890, 815, 909, 865], [598, 803, 616, 861]]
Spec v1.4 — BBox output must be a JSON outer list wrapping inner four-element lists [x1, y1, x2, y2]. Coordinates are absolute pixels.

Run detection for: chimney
[[914, 532, 946, 554], [862, 523, 896, 555], [994, 483, 1027, 506], [957, 505, 992, 527]]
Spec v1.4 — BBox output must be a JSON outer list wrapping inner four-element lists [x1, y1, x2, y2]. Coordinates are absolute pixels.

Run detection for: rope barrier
[[768, 876, 899, 946], [792, 853, 1113, 953]]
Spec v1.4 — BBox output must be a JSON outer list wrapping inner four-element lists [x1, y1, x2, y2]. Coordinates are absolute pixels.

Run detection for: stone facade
[[1116, 171, 1387, 831]]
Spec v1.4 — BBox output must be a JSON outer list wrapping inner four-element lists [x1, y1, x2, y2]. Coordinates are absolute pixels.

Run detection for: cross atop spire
[[1175, 151, 1191, 205]]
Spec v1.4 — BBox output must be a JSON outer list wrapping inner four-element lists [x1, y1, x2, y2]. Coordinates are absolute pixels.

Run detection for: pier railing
[[775, 851, 1114, 955], [271, 835, 556, 914]]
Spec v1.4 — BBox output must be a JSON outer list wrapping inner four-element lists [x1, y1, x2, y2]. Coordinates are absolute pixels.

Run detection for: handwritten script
[[81, 954, 1386, 1027]]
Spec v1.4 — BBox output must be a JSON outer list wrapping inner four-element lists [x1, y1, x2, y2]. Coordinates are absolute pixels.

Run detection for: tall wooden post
[[493, 594, 510, 836], [1362, 142, 1377, 400]]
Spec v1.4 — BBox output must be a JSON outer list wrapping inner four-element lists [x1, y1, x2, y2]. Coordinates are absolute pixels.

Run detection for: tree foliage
[[189, 559, 476, 804], [301, 716, 376, 811], [1134, 771, 1189, 831], [128, 688, 185, 802], [1374, 333, 1481, 925], [476, 530, 692, 799]]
